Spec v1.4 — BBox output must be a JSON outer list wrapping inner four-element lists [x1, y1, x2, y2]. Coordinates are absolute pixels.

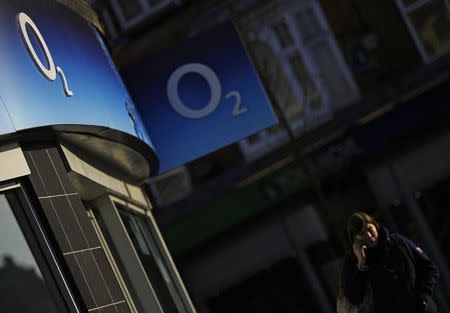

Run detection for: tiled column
[[24, 145, 131, 313]]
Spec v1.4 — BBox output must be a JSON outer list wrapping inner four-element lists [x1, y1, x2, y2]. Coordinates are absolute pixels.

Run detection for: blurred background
[[87, 0, 450, 312]]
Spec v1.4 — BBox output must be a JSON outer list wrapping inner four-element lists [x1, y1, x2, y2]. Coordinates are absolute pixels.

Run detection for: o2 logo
[[18, 12, 73, 97], [167, 63, 246, 119]]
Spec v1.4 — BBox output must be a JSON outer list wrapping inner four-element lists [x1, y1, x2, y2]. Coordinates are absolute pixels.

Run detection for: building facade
[[90, 0, 450, 312], [0, 1, 196, 313]]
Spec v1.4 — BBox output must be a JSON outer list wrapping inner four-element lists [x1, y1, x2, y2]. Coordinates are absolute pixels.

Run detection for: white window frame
[[396, 0, 450, 63], [239, 0, 358, 162], [272, 1, 359, 115]]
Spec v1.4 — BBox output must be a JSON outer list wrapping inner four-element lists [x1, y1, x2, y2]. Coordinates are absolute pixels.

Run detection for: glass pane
[[409, 0, 450, 57], [308, 41, 354, 105], [288, 52, 323, 110], [295, 6, 324, 41], [93, 211, 146, 313], [0, 194, 59, 313], [272, 74, 305, 122], [249, 40, 303, 123], [116, 0, 143, 21], [137, 218, 188, 312], [119, 209, 184, 313], [273, 20, 295, 48]]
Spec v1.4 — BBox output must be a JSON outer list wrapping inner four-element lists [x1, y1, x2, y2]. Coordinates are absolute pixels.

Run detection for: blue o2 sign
[[167, 63, 246, 119], [18, 12, 73, 97], [0, 0, 154, 150], [122, 22, 277, 173]]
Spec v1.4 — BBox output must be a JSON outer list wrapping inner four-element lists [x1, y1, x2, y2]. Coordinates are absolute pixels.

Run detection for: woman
[[341, 212, 440, 313]]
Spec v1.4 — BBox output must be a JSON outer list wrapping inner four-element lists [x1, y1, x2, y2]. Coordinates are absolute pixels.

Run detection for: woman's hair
[[346, 212, 379, 246]]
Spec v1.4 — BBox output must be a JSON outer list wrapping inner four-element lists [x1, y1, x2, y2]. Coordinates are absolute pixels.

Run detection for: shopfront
[[0, 1, 195, 312]]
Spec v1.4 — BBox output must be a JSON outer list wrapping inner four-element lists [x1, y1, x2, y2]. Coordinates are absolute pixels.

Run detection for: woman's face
[[355, 222, 379, 247]]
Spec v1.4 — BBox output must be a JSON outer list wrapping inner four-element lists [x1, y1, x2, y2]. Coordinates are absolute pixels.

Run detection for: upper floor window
[[397, 0, 450, 62], [270, 2, 359, 114], [109, 0, 178, 30], [239, 0, 358, 162]]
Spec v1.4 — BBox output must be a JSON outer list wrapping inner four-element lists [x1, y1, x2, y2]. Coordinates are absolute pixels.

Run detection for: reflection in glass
[[0, 194, 59, 313], [118, 208, 188, 313]]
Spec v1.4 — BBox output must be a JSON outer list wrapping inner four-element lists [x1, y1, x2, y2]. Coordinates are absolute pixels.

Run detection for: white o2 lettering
[[226, 90, 247, 116], [167, 63, 221, 119], [18, 12, 56, 81], [167, 63, 246, 119], [18, 12, 73, 97], [57, 66, 74, 97]]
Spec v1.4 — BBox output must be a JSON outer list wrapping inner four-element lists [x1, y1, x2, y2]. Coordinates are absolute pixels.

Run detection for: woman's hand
[[352, 240, 367, 269], [416, 294, 437, 313]]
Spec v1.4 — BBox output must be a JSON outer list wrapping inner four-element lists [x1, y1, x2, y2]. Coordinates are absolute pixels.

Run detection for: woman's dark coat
[[342, 226, 439, 313]]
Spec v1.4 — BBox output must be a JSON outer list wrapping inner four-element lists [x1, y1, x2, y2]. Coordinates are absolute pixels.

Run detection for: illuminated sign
[[0, 0, 154, 150], [122, 22, 277, 172], [18, 12, 73, 97]]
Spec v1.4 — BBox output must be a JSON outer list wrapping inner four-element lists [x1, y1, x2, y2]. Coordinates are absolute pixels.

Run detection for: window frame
[[117, 206, 189, 313], [90, 194, 196, 313], [396, 0, 450, 62], [239, 0, 358, 161], [0, 182, 81, 313], [271, 1, 359, 115]]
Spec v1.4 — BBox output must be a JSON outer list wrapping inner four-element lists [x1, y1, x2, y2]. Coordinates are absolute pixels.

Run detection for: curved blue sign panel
[[122, 22, 277, 173], [0, 0, 153, 149]]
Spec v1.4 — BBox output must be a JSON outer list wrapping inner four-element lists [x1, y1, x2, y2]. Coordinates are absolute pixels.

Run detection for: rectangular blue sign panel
[[0, 0, 153, 149], [122, 22, 277, 173]]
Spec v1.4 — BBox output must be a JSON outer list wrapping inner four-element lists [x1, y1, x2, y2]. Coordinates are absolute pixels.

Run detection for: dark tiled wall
[[24, 146, 131, 313]]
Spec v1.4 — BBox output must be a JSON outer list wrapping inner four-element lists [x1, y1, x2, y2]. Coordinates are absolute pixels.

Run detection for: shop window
[[0, 188, 77, 313], [90, 195, 194, 313], [397, 0, 450, 62], [89, 210, 142, 313], [117, 207, 189, 313]]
